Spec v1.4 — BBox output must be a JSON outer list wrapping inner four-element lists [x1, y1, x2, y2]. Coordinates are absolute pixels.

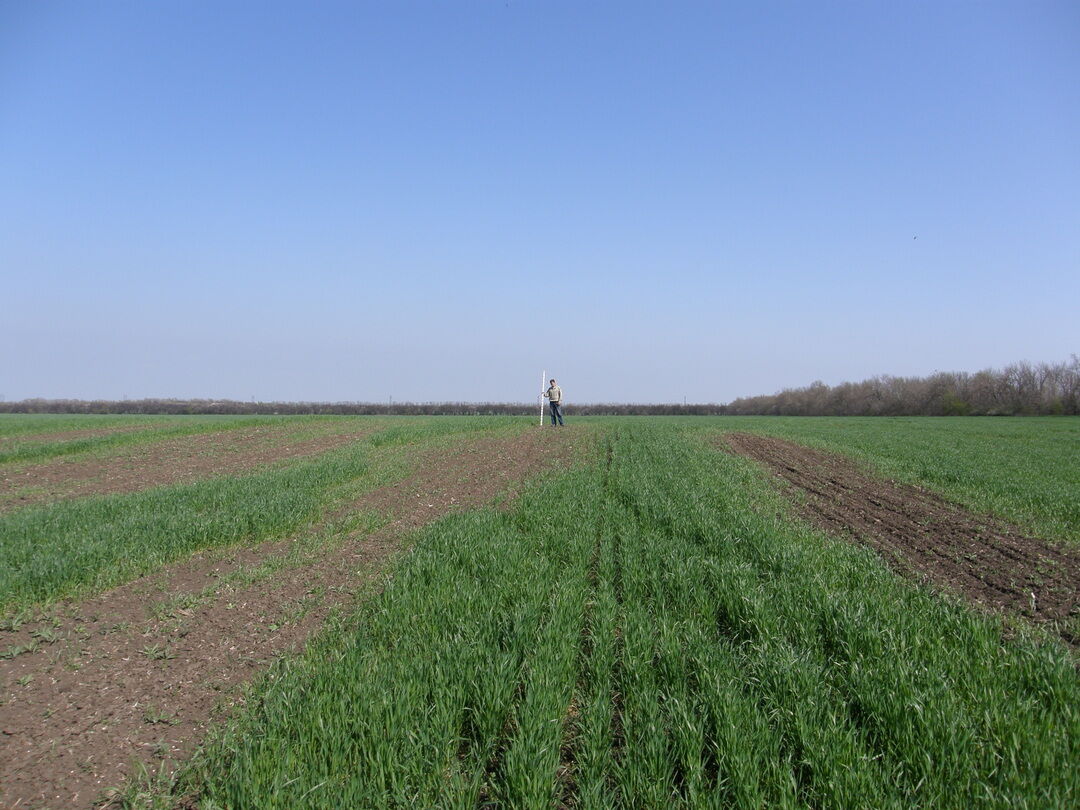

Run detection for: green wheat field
[[1, 415, 1077, 808]]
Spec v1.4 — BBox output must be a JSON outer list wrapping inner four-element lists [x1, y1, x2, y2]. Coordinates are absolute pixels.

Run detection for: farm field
[[0, 415, 1077, 808], [705, 416, 1080, 545]]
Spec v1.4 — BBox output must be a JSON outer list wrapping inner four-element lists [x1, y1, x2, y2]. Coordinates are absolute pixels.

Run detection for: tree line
[[0, 399, 728, 416], [725, 356, 1080, 416], [1, 357, 1076, 417]]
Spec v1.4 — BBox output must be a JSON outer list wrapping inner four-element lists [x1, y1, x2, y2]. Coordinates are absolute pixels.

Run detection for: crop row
[[0, 417, 520, 612], [180, 423, 1079, 808], [0, 414, 289, 466], [708, 415, 1080, 544]]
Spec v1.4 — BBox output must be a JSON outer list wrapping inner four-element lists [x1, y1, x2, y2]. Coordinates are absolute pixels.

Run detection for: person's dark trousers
[[550, 402, 564, 426]]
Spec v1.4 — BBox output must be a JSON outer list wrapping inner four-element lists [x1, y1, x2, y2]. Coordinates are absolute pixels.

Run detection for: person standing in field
[[544, 378, 565, 426]]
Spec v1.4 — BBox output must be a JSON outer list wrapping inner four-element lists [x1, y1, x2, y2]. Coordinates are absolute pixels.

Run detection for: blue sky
[[2, 1, 1077, 403]]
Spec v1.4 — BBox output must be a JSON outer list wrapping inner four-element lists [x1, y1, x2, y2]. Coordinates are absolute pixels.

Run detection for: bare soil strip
[[0, 424, 375, 514], [722, 433, 1080, 645], [0, 428, 581, 809], [0, 424, 160, 447]]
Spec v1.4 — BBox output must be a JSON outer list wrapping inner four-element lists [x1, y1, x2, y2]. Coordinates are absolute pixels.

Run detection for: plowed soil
[[723, 433, 1080, 645], [0, 424, 376, 514], [0, 424, 158, 446], [0, 428, 583, 809]]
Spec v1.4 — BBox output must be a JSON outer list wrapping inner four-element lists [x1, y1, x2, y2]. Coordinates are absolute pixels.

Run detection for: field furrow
[[163, 422, 1078, 809], [2, 417, 1076, 809], [0, 424, 583, 808], [723, 432, 1080, 643], [0, 419, 388, 513]]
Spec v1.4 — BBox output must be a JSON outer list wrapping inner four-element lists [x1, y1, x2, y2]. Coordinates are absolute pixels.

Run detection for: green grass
[[0, 414, 290, 465], [6, 415, 1076, 543], [5, 415, 1075, 805], [177, 422, 1079, 809], [0, 413, 174, 438], [708, 415, 1080, 543], [0, 417, 527, 612]]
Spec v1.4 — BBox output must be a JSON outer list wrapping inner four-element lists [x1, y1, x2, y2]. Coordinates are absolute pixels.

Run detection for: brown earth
[[0, 425, 161, 447], [722, 433, 1080, 645], [0, 423, 379, 514], [0, 427, 584, 809]]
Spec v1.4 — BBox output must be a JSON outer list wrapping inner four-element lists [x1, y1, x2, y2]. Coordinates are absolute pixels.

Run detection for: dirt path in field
[[0, 428, 584, 809], [722, 433, 1080, 645], [0, 423, 377, 514]]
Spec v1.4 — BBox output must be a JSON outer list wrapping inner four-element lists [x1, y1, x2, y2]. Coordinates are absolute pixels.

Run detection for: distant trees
[[1, 357, 1075, 417], [0, 398, 729, 417], [725, 356, 1080, 416]]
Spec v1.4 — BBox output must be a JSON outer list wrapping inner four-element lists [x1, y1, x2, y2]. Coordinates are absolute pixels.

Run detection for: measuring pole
[[539, 369, 546, 426]]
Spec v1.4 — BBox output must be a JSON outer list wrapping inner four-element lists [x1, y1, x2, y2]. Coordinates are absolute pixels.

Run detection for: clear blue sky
[[2, 1, 1077, 403]]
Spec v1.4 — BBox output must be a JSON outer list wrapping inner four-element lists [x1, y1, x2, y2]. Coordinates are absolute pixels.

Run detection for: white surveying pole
[[539, 369, 546, 426]]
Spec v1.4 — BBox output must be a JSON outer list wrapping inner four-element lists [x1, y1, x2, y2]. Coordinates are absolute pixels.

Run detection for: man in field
[[544, 378, 565, 426]]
